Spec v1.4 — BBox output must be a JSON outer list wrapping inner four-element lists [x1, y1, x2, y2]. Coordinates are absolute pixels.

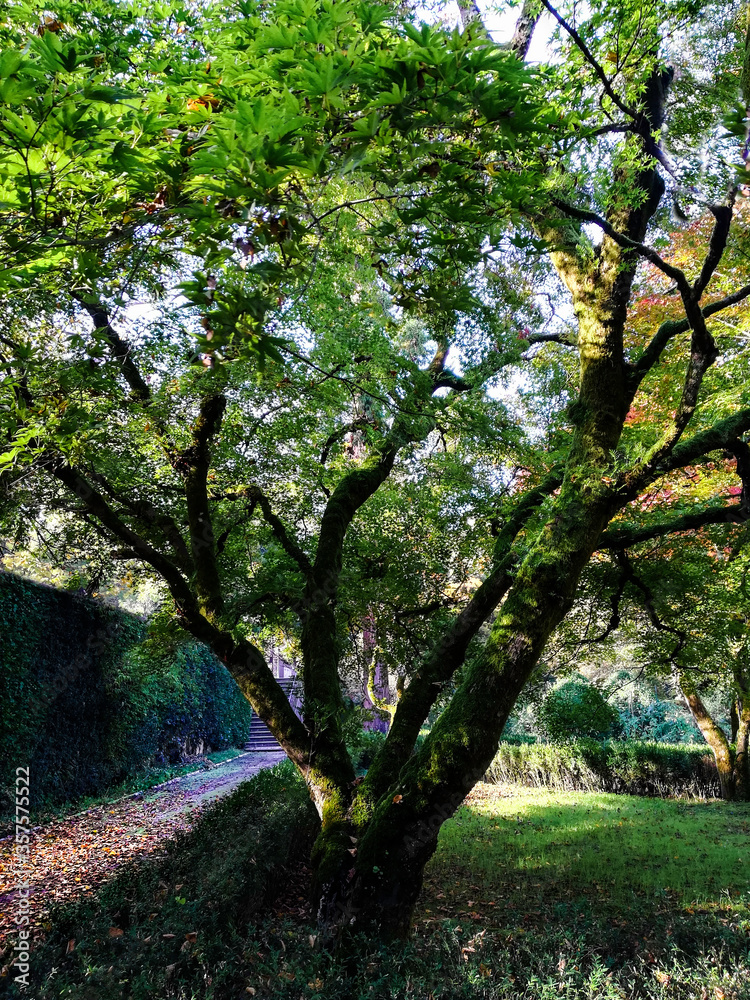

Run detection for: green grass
[[431, 785, 749, 911], [10, 778, 750, 1000]]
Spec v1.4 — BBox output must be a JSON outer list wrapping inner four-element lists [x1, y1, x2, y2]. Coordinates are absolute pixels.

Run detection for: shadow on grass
[[4, 760, 317, 1000]]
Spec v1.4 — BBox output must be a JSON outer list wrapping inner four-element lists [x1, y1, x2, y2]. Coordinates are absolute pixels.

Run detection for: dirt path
[[0, 750, 285, 953]]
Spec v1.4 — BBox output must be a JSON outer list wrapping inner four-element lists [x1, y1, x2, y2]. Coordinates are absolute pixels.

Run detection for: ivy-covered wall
[[0, 573, 252, 812]]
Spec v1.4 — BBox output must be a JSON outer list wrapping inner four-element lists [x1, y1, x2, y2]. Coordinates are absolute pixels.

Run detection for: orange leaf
[[392, 794, 403, 804]]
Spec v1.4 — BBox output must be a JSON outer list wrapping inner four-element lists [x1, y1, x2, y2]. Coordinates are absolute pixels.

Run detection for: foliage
[[616, 693, 700, 744], [0, 573, 251, 813], [347, 728, 388, 774], [538, 677, 620, 742], [486, 739, 720, 798], [9, 759, 318, 999]]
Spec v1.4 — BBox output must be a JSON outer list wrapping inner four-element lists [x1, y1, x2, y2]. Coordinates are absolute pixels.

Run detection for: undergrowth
[[8, 770, 749, 999]]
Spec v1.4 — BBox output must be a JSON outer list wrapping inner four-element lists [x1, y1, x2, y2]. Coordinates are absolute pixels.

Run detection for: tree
[[2, 0, 750, 937], [562, 521, 750, 799]]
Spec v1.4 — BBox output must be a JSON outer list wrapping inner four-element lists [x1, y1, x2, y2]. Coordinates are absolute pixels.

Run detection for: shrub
[[349, 728, 388, 773], [616, 695, 699, 743], [538, 677, 620, 741], [485, 739, 720, 797], [0, 573, 252, 815]]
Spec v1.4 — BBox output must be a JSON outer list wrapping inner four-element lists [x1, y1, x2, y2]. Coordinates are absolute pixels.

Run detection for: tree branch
[[598, 503, 747, 549], [246, 485, 313, 577], [86, 467, 194, 574], [611, 548, 688, 662], [74, 297, 151, 402], [627, 282, 750, 395], [319, 418, 371, 466], [539, 0, 638, 120], [178, 393, 227, 617], [358, 466, 564, 809], [43, 455, 197, 610], [510, 0, 543, 59], [693, 199, 735, 300], [551, 198, 690, 291]]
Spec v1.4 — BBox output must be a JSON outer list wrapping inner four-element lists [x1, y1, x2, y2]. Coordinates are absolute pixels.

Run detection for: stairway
[[244, 677, 298, 752]]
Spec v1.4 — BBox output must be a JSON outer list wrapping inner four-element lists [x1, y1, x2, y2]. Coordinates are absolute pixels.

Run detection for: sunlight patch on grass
[[428, 784, 750, 913]]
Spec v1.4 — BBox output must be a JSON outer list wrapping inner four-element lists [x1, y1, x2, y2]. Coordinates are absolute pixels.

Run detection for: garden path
[[0, 750, 284, 953]]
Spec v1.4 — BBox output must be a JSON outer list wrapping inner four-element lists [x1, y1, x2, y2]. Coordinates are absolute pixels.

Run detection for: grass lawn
[[415, 783, 750, 997], [7, 770, 750, 1000], [427, 783, 749, 918]]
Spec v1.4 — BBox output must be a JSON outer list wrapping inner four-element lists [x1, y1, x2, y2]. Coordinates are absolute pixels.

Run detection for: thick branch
[[657, 409, 750, 475], [525, 331, 577, 348], [599, 503, 747, 549], [75, 299, 151, 402], [86, 468, 194, 574], [726, 438, 750, 517], [551, 198, 689, 291], [510, 0, 542, 59], [247, 485, 313, 576], [359, 467, 564, 808], [693, 201, 735, 300], [617, 409, 750, 504], [44, 455, 197, 610], [319, 418, 370, 465], [627, 283, 750, 395], [180, 393, 227, 617]]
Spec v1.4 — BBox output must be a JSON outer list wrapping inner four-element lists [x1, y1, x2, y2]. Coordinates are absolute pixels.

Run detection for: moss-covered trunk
[[732, 656, 750, 800], [678, 672, 738, 800], [315, 474, 617, 934], [735, 698, 750, 800]]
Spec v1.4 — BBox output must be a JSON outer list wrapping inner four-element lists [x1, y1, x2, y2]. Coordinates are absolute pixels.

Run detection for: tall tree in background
[[2, 0, 750, 935]]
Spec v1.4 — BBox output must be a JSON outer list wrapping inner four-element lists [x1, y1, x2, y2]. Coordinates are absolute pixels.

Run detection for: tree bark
[[732, 655, 750, 799], [678, 671, 736, 800], [310, 61, 678, 935], [333, 475, 618, 934]]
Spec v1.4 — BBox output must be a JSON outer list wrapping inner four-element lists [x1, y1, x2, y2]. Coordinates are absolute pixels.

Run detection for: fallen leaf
[[66, 939, 75, 954], [108, 927, 123, 938]]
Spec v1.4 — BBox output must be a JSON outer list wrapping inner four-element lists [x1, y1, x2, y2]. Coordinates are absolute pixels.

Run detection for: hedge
[[0, 573, 252, 814], [485, 739, 720, 798]]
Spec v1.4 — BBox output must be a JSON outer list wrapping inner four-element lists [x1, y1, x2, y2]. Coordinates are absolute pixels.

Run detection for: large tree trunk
[[307, 62, 676, 934], [314, 476, 618, 935], [732, 656, 750, 800]]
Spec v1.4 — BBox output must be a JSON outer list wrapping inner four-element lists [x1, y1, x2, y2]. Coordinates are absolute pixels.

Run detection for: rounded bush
[[539, 678, 620, 742]]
